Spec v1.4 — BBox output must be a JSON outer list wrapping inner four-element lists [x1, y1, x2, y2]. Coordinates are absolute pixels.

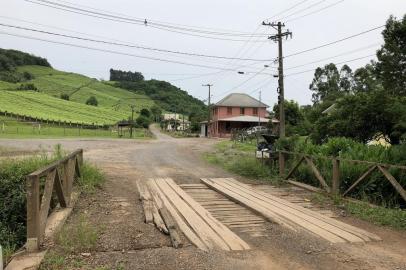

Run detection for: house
[[201, 93, 273, 138], [162, 113, 190, 131]]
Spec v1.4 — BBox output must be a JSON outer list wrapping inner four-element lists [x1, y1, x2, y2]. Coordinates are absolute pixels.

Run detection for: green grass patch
[[78, 163, 105, 194], [203, 140, 280, 184]]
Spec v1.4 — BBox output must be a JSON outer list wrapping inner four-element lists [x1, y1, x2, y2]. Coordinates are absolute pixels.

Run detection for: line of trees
[[109, 68, 144, 82]]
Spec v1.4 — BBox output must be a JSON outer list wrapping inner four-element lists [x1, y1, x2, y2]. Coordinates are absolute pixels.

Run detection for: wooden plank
[[164, 178, 250, 250], [54, 169, 67, 208], [201, 178, 299, 232], [378, 166, 406, 202], [343, 165, 377, 196], [148, 179, 208, 251], [305, 157, 331, 193], [38, 169, 56, 242], [159, 207, 182, 248], [204, 178, 368, 243], [210, 179, 351, 243], [226, 178, 380, 242], [285, 156, 304, 179], [26, 175, 40, 252], [287, 180, 323, 193], [151, 202, 168, 234], [155, 179, 228, 250]]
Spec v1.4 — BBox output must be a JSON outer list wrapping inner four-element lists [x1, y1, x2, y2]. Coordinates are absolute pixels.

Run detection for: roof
[[215, 93, 268, 108], [218, 115, 269, 123]]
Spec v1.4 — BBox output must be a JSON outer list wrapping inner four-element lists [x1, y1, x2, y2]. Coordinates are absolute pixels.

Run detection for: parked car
[[246, 126, 269, 135]]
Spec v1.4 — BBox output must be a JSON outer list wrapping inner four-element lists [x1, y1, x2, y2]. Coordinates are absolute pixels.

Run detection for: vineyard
[[0, 66, 156, 125]]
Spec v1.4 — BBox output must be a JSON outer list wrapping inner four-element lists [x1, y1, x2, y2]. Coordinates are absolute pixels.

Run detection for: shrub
[[136, 115, 151, 128], [17, 83, 38, 91], [85, 96, 98, 106], [22, 71, 34, 81], [60, 93, 70, 100]]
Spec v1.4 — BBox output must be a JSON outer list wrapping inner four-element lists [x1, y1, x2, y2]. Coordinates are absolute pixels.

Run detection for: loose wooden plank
[[136, 181, 153, 224], [155, 179, 229, 250], [225, 178, 380, 242], [148, 179, 208, 251], [164, 178, 250, 250], [159, 207, 183, 248]]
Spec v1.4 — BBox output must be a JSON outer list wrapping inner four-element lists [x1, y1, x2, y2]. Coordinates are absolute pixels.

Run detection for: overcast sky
[[1, 0, 405, 107]]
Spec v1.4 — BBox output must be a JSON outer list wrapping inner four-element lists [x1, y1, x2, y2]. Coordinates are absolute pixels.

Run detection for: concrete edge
[[5, 190, 81, 270]]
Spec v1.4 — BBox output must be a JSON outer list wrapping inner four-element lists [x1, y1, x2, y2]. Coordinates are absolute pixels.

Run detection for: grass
[[311, 193, 406, 230], [203, 140, 280, 183], [0, 116, 150, 139], [78, 163, 105, 194], [0, 65, 156, 125]]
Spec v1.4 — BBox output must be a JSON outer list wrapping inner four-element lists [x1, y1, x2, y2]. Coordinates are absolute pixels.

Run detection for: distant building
[[162, 113, 190, 131], [201, 93, 274, 138]]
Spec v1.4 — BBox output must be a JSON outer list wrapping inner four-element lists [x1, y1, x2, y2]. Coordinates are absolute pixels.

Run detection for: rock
[[81, 252, 91, 257]]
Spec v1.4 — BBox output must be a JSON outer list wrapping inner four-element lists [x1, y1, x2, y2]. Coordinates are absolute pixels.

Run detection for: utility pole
[[202, 84, 213, 137], [262, 21, 292, 138], [130, 105, 135, 138]]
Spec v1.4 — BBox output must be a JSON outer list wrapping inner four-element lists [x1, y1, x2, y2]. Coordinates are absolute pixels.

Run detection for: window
[[253, 108, 258, 115], [227, 107, 232, 115], [240, 107, 245, 115]]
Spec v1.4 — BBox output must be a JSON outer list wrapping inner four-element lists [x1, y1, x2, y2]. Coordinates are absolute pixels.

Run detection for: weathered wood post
[[26, 175, 40, 252], [332, 158, 340, 195], [278, 151, 285, 177]]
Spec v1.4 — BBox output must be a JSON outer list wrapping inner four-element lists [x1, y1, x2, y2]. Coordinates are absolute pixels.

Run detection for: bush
[[136, 115, 152, 128], [22, 71, 34, 80], [60, 93, 70, 100], [17, 83, 38, 91], [85, 96, 98, 106]]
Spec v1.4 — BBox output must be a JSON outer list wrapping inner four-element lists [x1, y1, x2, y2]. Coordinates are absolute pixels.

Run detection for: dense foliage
[[0, 49, 50, 83], [109, 68, 144, 82], [276, 136, 406, 207], [111, 72, 207, 129], [279, 14, 406, 144]]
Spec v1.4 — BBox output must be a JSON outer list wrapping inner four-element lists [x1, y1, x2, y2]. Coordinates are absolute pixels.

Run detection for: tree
[[273, 100, 307, 136], [353, 63, 382, 93], [86, 96, 98, 106], [375, 15, 406, 96], [109, 69, 144, 82], [140, 108, 151, 118], [136, 115, 151, 128], [150, 105, 162, 122], [309, 63, 341, 103]]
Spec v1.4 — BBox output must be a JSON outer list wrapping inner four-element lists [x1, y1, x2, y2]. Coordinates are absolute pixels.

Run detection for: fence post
[[0, 244, 3, 270], [26, 175, 40, 252], [278, 151, 285, 177], [332, 158, 340, 195]]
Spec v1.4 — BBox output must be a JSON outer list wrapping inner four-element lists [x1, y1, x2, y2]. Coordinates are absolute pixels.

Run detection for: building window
[[253, 108, 258, 115], [240, 107, 245, 115], [227, 107, 232, 115]]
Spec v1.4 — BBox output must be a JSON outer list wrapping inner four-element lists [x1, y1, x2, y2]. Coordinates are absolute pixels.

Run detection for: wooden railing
[[26, 149, 83, 252], [278, 150, 406, 202]]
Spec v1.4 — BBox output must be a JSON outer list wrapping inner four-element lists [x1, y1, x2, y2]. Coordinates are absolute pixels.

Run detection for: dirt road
[[1, 126, 405, 270]]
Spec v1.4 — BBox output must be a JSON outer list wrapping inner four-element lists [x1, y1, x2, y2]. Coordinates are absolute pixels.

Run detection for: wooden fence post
[[332, 158, 340, 195], [26, 175, 40, 252], [278, 151, 285, 177]]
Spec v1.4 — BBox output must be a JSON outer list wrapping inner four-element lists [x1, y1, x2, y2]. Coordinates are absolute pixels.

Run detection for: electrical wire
[[0, 22, 274, 62], [285, 54, 375, 77], [284, 25, 385, 58], [277, 0, 329, 21], [286, 0, 345, 23], [284, 43, 380, 70], [0, 30, 273, 74], [265, 0, 312, 21]]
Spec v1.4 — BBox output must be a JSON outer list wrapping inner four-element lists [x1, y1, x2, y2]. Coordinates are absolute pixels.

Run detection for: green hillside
[[0, 65, 156, 125]]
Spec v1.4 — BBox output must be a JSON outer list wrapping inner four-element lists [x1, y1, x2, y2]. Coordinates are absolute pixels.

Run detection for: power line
[[25, 0, 271, 42], [285, 54, 375, 77], [284, 25, 385, 58], [0, 30, 274, 74], [277, 0, 329, 21], [0, 22, 274, 62], [284, 43, 380, 70], [286, 0, 345, 23], [266, 0, 312, 21]]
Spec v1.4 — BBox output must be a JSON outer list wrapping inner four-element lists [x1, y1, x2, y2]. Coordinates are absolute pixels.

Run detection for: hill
[[0, 59, 156, 125]]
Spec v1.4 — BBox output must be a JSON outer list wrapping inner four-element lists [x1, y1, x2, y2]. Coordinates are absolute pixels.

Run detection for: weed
[[39, 252, 66, 270], [78, 162, 105, 193], [56, 215, 99, 253]]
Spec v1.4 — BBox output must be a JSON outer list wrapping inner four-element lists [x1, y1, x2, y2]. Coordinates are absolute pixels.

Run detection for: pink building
[[201, 93, 271, 138]]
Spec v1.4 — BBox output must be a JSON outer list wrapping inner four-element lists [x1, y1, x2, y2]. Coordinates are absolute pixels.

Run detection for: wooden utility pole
[[130, 105, 135, 138], [262, 21, 292, 138], [202, 84, 213, 137]]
